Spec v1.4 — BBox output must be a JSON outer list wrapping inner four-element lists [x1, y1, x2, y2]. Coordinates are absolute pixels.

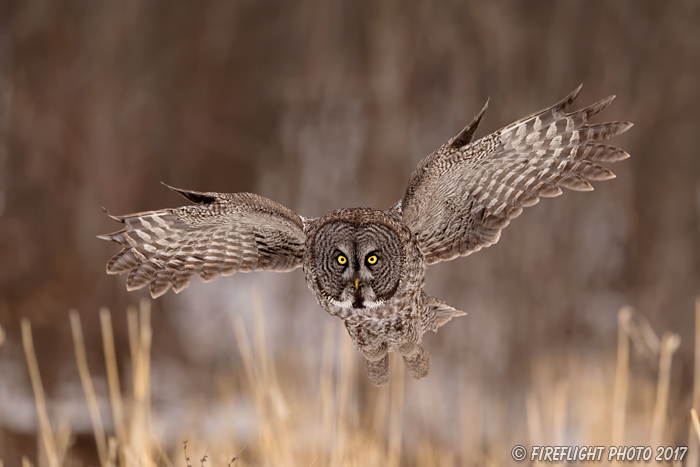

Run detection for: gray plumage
[[99, 85, 632, 385]]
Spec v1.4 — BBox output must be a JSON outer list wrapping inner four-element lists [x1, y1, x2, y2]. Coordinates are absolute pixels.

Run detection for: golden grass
[[70, 309, 109, 466], [612, 306, 631, 447], [21, 319, 60, 467], [100, 307, 127, 467], [685, 298, 700, 466], [13, 294, 697, 466], [691, 409, 700, 445], [650, 332, 681, 447]]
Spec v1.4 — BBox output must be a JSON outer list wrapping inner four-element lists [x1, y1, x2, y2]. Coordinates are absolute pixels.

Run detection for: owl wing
[[398, 85, 632, 264], [99, 184, 306, 297]]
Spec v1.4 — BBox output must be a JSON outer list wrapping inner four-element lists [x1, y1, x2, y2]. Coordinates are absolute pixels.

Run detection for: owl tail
[[423, 293, 466, 333]]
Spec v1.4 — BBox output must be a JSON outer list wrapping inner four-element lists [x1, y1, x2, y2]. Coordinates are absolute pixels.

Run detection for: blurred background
[[0, 0, 699, 465]]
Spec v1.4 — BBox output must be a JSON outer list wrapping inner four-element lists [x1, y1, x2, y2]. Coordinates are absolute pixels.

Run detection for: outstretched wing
[[399, 85, 632, 264], [99, 184, 306, 297]]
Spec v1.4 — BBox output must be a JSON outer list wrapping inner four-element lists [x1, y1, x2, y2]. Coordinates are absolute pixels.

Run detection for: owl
[[99, 85, 631, 385]]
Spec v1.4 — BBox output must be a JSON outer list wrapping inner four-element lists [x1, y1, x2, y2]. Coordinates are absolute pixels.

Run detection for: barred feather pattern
[[400, 85, 632, 264], [99, 187, 306, 298]]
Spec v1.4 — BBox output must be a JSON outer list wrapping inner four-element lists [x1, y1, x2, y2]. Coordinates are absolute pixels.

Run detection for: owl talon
[[366, 354, 390, 386], [403, 346, 430, 380]]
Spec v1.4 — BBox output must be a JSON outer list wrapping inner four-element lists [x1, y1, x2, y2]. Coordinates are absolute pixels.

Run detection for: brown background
[[0, 0, 698, 465]]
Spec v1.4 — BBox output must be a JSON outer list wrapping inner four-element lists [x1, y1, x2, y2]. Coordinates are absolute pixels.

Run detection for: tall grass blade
[[69, 310, 109, 467], [650, 332, 681, 447], [612, 307, 631, 446], [100, 307, 127, 467], [387, 353, 404, 467], [687, 298, 700, 466], [20, 319, 59, 467]]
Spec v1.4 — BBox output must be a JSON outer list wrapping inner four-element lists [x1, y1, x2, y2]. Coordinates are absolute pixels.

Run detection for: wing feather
[[400, 86, 632, 264], [99, 187, 306, 297]]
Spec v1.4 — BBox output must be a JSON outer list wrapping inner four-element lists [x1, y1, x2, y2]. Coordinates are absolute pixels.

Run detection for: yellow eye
[[337, 255, 347, 265], [366, 255, 378, 265]]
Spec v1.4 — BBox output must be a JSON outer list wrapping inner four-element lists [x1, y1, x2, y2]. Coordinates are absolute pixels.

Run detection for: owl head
[[308, 209, 408, 311]]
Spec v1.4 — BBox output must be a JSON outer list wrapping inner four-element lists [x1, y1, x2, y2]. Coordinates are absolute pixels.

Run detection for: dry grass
[[70, 310, 109, 466], [20, 319, 60, 467], [8, 294, 698, 466]]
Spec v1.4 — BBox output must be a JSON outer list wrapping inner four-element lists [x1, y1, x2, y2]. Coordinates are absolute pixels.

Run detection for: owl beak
[[354, 278, 360, 290]]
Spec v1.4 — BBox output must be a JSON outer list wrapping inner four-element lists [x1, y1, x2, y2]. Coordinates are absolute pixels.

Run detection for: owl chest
[[341, 298, 423, 354], [344, 314, 419, 355]]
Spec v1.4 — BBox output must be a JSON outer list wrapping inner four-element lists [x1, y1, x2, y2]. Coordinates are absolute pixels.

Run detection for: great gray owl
[[99, 85, 631, 386]]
